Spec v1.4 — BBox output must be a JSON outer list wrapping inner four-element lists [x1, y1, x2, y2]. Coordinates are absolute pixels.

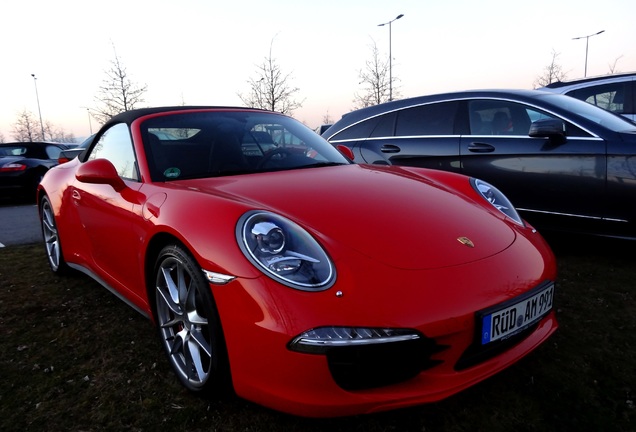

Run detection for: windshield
[[141, 111, 349, 181], [542, 93, 636, 132], [0, 146, 29, 157]]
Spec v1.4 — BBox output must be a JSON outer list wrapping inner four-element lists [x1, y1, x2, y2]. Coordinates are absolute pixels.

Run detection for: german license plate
[[481, 283, 554, 345]]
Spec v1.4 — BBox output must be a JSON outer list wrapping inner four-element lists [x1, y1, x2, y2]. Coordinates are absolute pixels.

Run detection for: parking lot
[[0, 201, 41, 247]]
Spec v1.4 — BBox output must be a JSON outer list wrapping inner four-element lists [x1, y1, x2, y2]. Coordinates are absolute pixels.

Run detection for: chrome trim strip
[[331, 134, 603, 145], [327, 95, 601, 142], [67, 263, 150, 319], [465, 134, 602, 141], [547, 74, 635, 91]]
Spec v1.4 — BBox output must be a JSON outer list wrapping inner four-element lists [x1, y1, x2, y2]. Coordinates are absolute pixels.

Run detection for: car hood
[[172, 165, 516, 270]]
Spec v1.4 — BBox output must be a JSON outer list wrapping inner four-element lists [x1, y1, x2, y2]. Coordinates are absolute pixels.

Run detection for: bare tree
[[608, 55, 624, 74], [321, 111, 334, 125], [533, 50, 568, 88], [11, 109, 40, 141], [44, 121, 75, 143], [92, 46, 148, 125], [353, 40, 399, 109], [11, 109, 75, 142], [238, 39, 304, 116], [0, 131, 5, 143]]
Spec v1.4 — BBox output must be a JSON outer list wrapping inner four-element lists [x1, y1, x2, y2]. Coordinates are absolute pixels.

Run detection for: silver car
[[542, 72, 636, 122]]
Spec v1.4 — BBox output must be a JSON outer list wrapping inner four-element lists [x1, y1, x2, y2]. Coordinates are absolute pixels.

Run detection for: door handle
[[468, 142, 495, 153], [72, 189, 81, 201], [380, 144, 401, 153]]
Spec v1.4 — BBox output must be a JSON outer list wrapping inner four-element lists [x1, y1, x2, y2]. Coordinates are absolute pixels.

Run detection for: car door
[[339, 101, 462, 172], [459, 99, 607, 221], [71, 123, 146, 300]]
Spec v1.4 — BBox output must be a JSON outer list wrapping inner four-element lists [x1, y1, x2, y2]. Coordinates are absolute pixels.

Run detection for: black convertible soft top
[[103, 106, 266, 128]]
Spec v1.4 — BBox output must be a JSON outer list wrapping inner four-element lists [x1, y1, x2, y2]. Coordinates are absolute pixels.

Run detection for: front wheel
[[40, 195, 69, 274], [153, 245, 230, 393]]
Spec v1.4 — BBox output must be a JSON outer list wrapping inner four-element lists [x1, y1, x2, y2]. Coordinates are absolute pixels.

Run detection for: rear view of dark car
[[0, 142, 71, 201]]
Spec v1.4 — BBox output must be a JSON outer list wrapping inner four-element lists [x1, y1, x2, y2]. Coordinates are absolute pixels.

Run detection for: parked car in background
[[324, 89, 636, 238], [0, 141, 72, 200], [314, 124, 332, 134], [541, 72, 636, 121], [58, 134, 95, 164], [38, 106, 557, 417]]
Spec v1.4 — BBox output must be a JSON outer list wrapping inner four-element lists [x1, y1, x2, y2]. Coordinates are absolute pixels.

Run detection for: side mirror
[[529, 118, 566, 143], [76, 158, 126, 192], [336, 144, 355, 161]]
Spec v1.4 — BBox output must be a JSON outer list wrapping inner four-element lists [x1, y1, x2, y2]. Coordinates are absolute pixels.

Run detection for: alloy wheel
[[40, 197, 64, 272], [155, 247, 218, 391]]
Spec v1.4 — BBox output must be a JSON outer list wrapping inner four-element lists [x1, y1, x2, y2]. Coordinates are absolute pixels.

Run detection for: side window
[[469, 100, 591, 138], [88, 123, 138, 180], [45, 146, 63, 159], [369, 112, 397, 137], [569, 82, 627, 115], [331, 113, 392, 141], [395, 102, 458, 136], [524, 106, 590, 137], [468, 100, 534, 136]]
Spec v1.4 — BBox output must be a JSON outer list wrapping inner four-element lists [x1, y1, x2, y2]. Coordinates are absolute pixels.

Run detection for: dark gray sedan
[[324, 89, 636, 238]]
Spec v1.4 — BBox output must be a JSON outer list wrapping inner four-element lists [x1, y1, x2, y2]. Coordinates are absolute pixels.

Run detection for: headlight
[[471, 178, 524, 226], [236, 211, 336, 291]]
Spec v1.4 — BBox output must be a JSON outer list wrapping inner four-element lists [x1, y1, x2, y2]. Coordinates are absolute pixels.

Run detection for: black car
[[324, 89, 636, 238], [0, 141, 72, 200]]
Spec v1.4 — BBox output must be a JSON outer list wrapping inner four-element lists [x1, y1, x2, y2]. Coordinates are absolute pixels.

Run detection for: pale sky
[[1, 0, 635, 141]]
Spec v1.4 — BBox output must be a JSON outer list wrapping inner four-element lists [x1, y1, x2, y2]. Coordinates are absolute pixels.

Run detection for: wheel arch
[[145, 233, 234, 394], [144, 232, 185, 322]]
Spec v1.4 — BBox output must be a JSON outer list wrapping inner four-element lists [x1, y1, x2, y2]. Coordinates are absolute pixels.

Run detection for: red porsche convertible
[[38, 107, 557, 417]]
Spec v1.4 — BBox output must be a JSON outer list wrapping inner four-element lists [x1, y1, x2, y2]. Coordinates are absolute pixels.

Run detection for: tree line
[[3, 40, 624, 144]]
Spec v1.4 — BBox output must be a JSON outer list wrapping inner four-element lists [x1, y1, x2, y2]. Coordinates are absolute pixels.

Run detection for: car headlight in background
[[471, 178, 524, 226], [237, 211, 336, 290]]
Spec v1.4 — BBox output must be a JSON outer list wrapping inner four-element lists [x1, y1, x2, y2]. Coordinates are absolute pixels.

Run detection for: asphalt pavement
[[0, 201, 42, 247]]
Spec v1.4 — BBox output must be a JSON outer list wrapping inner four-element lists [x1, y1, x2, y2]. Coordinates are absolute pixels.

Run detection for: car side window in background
[[469, 100, 537, 136], [395, 102, 458, 136], [569, 82, 628, 115], [88, 123, 138, 181], [369, 111, 397, 137], [45, 145, 64, 160], [469, 100, 592, 138], [331, 113, 391, 141], [524, 106, 590, 137], [1, 146, 28, 156]]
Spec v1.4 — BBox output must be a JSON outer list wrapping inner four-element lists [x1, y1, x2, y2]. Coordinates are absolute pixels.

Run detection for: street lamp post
[[31, 74, 45, 140], [86, 108, 93, 134], [573, 30, 605, 77], [378, 13, 404, 101]]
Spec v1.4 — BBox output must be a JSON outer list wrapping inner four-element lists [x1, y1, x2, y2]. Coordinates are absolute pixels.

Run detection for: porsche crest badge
[[457, 236, 475, 248]]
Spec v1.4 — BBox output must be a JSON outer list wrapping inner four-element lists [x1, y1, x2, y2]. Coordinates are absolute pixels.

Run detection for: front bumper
[[211, 228, 557, 417]]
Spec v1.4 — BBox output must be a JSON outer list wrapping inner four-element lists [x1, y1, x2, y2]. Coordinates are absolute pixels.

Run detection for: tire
[[153, 245, 230, 394], [40, 195, 69, 274]]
